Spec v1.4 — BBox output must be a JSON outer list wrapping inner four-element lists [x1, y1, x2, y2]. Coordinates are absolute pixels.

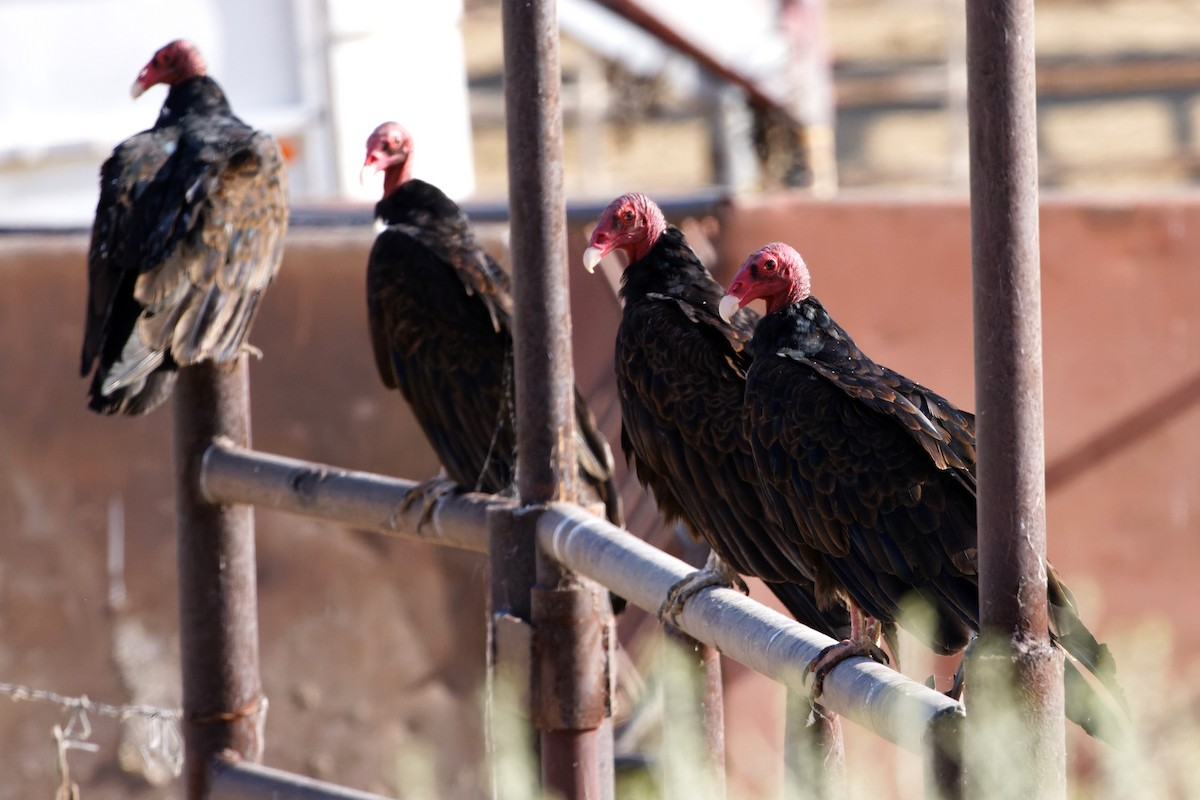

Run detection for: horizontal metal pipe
[[201, 443, 963, 753], [209, 758, 395, 800], [538, 503, 964, 754], [0, 191, 729, 236], [278, 190, 731, 229], [201, 439, 504, 553]]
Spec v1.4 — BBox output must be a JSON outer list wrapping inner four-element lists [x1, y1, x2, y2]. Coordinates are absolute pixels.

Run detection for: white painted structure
[[0, 0, 473, 226]]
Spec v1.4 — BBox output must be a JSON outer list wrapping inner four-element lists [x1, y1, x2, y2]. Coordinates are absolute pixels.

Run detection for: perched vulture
[[722, 242, 1126, 738], [81, 40, 287, 415], [362, 122, 621, 527], [582, 193, 850, 639]]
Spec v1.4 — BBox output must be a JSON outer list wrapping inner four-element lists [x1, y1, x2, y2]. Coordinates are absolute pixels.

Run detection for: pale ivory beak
[[582, 246, 605, 274], [718, 294, 742, 323], [359, 164, 377, 186], [130, 79, 148, 99]]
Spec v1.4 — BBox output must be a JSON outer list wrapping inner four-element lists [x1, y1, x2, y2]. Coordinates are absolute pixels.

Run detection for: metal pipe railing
[[209, 758, 395, 800], [201, 440, 498, 552], [200, 443, 965, 775], [538, 503, 964, 757], [965, 0, 1064, 795]]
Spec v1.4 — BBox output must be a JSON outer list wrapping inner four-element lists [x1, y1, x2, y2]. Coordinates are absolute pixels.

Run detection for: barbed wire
[[1, 680, 184, 791], [1, 682, 182, 724]]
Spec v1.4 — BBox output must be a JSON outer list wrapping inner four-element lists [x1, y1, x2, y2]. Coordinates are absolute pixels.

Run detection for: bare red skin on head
[[726, 242, 812, 315], [363, 121, 414, 198], [132, 40, 207, 98], [586, 192, 668, 265]]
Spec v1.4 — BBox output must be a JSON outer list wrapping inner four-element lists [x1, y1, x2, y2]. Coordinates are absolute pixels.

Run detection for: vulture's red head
[[131, 40, 206, 99], [362, 122, 414, 198], [582, 192, 667, 273], [720, 242, 812, 321]]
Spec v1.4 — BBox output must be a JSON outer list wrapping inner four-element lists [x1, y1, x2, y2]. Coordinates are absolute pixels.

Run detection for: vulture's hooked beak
[[130, 70, 151, 100], [582, 246, 605, 274], [718, 294, 742, 324], [359, 160, 382, 186]]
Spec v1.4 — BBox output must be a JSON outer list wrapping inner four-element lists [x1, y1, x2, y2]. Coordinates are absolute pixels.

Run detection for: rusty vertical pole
[[173, 358, 263, 799], [501, 0, 613, 798], [662, 627, 726, 798], [965, 0, 1064, 797], [783, 690, 845, 800]]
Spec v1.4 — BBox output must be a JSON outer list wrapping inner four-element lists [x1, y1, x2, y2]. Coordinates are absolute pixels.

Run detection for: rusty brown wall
[[1, 192, 1198, 798]]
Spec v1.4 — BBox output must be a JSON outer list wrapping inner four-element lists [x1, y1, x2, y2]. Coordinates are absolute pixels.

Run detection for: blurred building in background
[[3, 0, 1198, 228], [0, 0, 474, 226]]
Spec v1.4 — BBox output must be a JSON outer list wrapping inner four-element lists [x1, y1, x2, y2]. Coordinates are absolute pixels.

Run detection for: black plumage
[[81, 40, 287, 415], [583, 194, 849, 638], [725, 242, 1125, 737], [364, 123, 621, 525]]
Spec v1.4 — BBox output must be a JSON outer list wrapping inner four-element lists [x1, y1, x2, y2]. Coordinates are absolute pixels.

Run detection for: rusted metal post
[[783, 690, 845, 800], [925, 706, 964, 800], [965, 0, 1064, 797], [662, 627, 726, 798], [173, 358, 263, 799], [501, 0, 613, 797]]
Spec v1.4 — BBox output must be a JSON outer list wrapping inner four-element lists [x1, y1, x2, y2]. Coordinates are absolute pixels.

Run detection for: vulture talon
[[657, 552, 748, 628], [806, 638, 890, 699], [241, 343, 264, 361], [401, 476, 459, 533], [946, 666, 966, 702]]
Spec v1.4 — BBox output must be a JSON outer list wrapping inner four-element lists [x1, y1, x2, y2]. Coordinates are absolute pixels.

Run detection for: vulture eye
[[764, 258, 778, 272], [621, 209, 635, 222]]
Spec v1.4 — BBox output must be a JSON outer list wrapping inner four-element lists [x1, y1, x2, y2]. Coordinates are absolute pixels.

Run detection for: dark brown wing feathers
[[744, 294, 1125, 737], [367, 179, 621, 525], [614, 227, 850, 636], [81, 76, 287, 415]]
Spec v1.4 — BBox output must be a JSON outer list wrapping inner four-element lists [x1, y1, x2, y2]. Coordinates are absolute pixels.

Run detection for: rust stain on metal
[[530, 585, 611, 730]]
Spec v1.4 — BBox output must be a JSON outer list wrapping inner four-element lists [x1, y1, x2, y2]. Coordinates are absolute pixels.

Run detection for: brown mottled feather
[[81, 75, 287, 415]]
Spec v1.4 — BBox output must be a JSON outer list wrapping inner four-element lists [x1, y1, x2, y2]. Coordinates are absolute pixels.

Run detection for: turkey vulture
[[722, 241, 1126, 737], [582, 193, 849, 639], [362, 121, 621, 527], [81, 39, 287, 415]]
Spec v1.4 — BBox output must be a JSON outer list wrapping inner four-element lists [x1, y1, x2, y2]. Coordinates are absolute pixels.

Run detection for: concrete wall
[[1, 191, 1198, 797]]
